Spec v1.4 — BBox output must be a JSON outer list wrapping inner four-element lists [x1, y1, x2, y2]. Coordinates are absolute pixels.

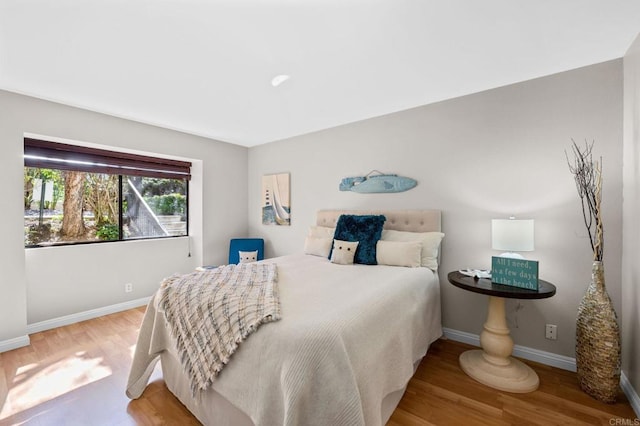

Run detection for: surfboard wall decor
[[339, 170, 417, 193]]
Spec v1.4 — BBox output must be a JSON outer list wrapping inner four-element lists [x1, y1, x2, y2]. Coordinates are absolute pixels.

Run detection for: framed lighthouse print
[[262, 173, 290, 226]]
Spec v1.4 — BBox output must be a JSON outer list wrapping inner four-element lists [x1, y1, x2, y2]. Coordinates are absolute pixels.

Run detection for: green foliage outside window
[[146, 193, 186, 216], [141, 178, 185, 197], [96, 223, 119, 241], [24, 168, 64, 210]]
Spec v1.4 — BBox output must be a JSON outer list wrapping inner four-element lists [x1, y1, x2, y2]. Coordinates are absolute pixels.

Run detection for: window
[[24, 138, 191, 247]]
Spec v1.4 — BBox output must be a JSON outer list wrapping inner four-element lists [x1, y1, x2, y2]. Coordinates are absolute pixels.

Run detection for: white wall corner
[[443, 328, 640, 416], [26, 297, 151, 335], [0, 335, 30, 353], [621, 372, 640, 417]]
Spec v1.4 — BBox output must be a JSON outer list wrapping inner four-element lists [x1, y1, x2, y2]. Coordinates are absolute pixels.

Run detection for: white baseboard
[[621, 372, 640, 417], [443, 327, 577, 372], [26, 297, 151, 334], [443, 327, 639, 416], [0, 334, 30, 353]]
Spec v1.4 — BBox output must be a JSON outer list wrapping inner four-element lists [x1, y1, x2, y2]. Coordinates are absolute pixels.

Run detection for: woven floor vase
[[575, 261, 621, 403]]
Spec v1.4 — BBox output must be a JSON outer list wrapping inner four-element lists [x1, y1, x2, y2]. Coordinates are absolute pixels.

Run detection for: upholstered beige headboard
[[316, 209, 441, 233]]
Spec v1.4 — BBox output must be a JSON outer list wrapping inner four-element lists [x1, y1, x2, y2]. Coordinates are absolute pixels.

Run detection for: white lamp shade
[[492, 219, 534, 252]]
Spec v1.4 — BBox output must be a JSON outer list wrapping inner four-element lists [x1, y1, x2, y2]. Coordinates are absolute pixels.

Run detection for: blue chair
[[229, 238, 264, 264]]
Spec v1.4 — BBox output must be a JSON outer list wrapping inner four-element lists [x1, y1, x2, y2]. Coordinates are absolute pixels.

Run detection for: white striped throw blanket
[[158, 263, 280, 394]]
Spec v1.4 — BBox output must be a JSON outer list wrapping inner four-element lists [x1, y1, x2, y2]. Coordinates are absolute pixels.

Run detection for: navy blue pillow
[[330, 214, 386, 265]]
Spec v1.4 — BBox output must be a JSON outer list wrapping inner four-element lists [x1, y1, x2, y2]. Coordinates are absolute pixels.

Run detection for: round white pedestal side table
[[447, 271, 556, 393]]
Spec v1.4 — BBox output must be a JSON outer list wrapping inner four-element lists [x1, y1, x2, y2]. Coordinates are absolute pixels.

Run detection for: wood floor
[[0, 307, 636, 425]]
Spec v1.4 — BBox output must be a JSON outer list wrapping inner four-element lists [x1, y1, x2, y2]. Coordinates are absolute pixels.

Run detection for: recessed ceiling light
[[271, 74, 291, 87]]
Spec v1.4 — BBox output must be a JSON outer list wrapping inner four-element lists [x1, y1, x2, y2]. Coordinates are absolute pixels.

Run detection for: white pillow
[[380, 230, 445, 270], [376, 240, 422, 268], [330, 239, 359, 265], [238, 250, 258, 263], [304, 236, 333, 257], [308, 226, 336, 239]]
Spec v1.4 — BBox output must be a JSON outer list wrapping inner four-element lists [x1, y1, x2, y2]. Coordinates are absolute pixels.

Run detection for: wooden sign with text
[[491, 257, 539, 290]]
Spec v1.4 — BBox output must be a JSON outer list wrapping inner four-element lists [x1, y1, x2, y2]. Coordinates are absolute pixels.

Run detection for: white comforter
[[127, 254, 442, 426]]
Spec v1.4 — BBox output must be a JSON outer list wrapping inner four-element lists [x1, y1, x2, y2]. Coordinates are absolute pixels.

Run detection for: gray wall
[[623, 34, 640, 399], [0, 90, 248, 340], [248, 60, 624, 359], [0, 55, 634, 398]]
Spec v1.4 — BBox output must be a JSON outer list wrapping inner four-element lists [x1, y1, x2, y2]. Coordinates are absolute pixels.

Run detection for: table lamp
[[491, 217, 534, 259]]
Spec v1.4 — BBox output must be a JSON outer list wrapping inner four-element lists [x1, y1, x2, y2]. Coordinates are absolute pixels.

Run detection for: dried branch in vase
[[566, 140, 604, 261]]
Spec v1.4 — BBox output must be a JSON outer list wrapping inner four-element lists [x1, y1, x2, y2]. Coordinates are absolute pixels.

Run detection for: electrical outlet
[[545, 324, 557, 340], [125, 283, 133, 293]]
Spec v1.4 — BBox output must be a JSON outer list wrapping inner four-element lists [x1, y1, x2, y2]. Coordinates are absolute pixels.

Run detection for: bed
[[127, 209, 443, 425]]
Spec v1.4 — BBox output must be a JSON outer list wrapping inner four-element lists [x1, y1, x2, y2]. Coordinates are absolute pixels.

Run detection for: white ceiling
[[1, 1, 639, 147]]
